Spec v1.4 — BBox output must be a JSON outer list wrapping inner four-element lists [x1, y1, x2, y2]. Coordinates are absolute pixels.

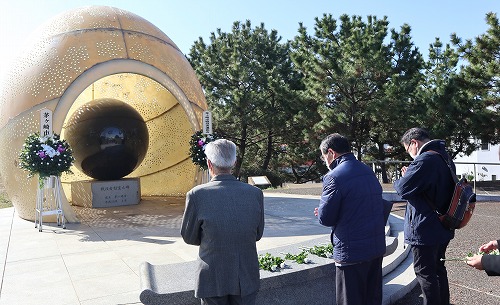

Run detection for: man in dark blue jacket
[[314, 133, 386, 305], [394, 127, 455, 305]]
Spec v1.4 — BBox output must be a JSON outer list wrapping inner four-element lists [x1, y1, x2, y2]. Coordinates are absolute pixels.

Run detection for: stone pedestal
[[71, 178, 140, 208]]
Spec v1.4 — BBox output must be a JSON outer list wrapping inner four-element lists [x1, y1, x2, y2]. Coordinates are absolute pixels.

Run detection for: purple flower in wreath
[[37, 150, 46, 159], [19, 132, 75, 181], [189, 131, 218, 170]]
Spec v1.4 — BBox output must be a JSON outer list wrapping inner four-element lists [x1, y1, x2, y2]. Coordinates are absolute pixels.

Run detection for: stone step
[[383, 215, 409, 276], [382, 214, 417, 305], [382, 251, 418, 305]]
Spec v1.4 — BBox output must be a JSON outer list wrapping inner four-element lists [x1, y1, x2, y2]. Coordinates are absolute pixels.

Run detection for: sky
[[0, 0, 499, 84]]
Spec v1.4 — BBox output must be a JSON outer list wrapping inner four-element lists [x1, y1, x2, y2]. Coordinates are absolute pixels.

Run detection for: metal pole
[[473, 163, 477, 193]]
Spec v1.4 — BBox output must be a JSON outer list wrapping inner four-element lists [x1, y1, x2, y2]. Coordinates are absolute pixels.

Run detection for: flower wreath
[[19, 133, 75, 184], [189, 130, 218, 170]]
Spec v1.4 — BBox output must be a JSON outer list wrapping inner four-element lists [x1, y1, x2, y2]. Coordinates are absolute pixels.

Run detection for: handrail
[[364, 160, 500, 193]]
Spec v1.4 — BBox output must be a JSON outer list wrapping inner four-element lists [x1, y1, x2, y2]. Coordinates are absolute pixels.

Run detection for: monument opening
[[64, 98, 149, 180]]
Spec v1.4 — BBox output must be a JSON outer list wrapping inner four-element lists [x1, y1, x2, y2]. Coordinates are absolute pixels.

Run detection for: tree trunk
[[261, 130, 273, 171], [356, 143, 363, 160], [233, 125, 247, 178], [377, 142, 389, 183], [291, 165, 300, 184]]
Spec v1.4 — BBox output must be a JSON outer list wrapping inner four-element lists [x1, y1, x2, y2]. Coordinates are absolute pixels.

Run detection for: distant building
[[454, 142, 500, 181]]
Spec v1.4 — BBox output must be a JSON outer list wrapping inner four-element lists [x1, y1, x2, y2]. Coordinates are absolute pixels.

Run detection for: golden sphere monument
[[0, 6, 207, 220]]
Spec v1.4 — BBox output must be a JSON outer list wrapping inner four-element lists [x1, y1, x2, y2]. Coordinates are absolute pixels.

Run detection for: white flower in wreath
[[41, 144, 60, 158], [39, 135, 52, 143]]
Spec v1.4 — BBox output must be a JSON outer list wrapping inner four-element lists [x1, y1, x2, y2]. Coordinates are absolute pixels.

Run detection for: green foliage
[[189, 131, 219, 170], [443, 249, 499, 261], [402, 12, 500, 160], [291, 14, 423, 161], [406, 37, 488, 159], [277, 138, 326, 184], [19, 133, 74, 182], [188, 20, 305, 178], [258, 243, 337, 272], [451, 12, 500, 147], [467, 249, 500, 257], [302, 243, 333, 258], [187, 12, 499, 182], [258, 253, 285, 272], [283, 250, 311, 264]]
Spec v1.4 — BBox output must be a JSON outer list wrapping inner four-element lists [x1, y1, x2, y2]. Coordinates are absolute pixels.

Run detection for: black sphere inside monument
[[64, 98, 149, 180]]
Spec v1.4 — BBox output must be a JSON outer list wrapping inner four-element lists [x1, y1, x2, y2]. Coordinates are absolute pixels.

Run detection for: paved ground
[[0, 194, 332, 305], [392, 201, 500, 305], [0, 181, 498, 305], [269, 182, 500, 305]]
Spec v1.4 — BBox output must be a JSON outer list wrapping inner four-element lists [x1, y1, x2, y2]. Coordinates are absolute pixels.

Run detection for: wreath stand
[[35, 175, 65, 232]]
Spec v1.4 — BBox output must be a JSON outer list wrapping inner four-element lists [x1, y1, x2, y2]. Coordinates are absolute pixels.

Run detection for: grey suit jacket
[[181, 174, 265, 298]]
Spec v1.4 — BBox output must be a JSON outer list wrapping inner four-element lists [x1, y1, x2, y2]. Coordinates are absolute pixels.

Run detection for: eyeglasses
[[405, 141, 414, 153], [320, 150, 332, 162]]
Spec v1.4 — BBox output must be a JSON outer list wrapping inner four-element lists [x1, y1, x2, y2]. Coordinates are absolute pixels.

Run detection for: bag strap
[[423, 150, 458, 213], [427, 150, 459, 184]]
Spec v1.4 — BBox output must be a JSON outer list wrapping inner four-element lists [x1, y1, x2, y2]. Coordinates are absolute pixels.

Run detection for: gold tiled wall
[[0, 6, 207, 220]]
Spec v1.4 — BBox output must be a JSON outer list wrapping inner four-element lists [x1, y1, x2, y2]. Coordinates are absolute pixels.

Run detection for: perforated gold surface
[[0, 6, 207, 220]]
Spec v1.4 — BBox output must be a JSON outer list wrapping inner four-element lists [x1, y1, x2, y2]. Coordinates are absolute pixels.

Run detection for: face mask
[[326, 158, 336, 170]]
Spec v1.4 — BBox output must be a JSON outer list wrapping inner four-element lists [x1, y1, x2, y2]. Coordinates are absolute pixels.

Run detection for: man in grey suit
[[181, 139, 265, 305]]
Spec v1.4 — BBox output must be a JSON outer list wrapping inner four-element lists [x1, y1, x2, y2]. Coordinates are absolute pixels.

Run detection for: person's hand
[[314, 207, 319, 217], [479, 240, 498, 253], [401, 166, 408, 177], [466, 255, 484, 270]]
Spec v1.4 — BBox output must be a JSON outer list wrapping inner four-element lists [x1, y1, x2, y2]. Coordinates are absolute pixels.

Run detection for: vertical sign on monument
[[35, 108, 65, 232], [202, 111, 212, 183], [202, 111, 212, 135], [40, 109, 53, 136]]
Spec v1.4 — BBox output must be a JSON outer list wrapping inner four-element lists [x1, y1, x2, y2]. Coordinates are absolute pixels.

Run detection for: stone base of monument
[[71, 178, 140, 208]]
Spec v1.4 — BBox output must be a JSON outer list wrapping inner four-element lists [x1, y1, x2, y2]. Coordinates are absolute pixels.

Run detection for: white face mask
[[406, 141, 417, 160], [321, 150, 334, 170]]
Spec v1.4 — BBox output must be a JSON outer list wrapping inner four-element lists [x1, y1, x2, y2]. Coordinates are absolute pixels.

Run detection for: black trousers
[[412, 242, 450, 305], [200, 292, 257, 305], [335, 256, 383, 305]]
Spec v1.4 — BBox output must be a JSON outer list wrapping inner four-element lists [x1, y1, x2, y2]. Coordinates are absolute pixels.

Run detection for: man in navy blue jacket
[[394, 128, 455, 305], [314, 133, 386, 305]]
